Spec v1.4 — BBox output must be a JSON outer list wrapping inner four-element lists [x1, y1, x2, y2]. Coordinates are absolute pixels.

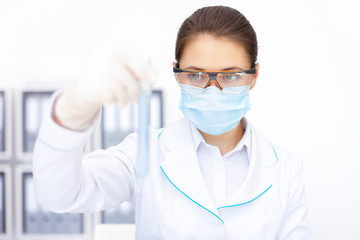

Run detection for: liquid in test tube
[[137, 82, 151, 178]]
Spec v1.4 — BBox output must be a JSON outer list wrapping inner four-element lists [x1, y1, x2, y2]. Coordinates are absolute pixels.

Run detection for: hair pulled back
[[175, 6, 258, 68]]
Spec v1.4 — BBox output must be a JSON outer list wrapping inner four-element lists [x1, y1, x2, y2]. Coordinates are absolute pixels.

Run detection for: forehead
[[180, 34, 251, 70]]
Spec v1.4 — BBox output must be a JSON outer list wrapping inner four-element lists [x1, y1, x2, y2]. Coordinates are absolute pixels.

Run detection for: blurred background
[[0, 0, 359, 239]]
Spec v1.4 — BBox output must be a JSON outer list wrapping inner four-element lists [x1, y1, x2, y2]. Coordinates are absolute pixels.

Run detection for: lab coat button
[[213, 219, 221, 225]]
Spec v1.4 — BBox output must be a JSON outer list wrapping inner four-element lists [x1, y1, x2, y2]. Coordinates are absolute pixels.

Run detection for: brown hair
[[175, 6, 258, 68]]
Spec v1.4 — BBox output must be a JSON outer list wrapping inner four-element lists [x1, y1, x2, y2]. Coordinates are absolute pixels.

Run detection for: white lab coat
[[33, 93, 311, 240]]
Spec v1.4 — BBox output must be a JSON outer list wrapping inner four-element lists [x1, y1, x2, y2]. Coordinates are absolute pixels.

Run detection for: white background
[[1, 0, 360, 239]]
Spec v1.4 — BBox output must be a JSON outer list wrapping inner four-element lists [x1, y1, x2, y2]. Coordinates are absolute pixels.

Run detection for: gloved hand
[[54, 47, 158, 131]]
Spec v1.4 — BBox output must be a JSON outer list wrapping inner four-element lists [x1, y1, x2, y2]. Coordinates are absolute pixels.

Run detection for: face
[[175, 34, 259, 90]]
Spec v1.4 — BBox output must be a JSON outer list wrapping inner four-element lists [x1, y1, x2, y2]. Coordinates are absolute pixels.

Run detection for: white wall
[[1, 0, 360, 239]]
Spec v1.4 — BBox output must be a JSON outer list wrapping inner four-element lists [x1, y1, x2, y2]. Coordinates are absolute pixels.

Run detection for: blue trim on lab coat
[[158, 129, 164, 141], [160, 166, 225, 224], [38, 137, 74, 152], [158, 128, 278, 223], [217, 185, 273, 209], [272, 146, 278, 162]]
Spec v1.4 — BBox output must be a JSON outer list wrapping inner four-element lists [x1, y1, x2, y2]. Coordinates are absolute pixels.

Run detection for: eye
[[186, 73, 203, 81], [222, 74, 242, 81]]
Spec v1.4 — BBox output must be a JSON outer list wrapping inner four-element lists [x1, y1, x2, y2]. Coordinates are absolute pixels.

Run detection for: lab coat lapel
[[221, 123, 277, 208], [159, 118, 219, 217]]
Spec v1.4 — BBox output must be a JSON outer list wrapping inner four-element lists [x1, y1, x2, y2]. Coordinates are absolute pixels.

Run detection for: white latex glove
[[55, 47, 157, 131]]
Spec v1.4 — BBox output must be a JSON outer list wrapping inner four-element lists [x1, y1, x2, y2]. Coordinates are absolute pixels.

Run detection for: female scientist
[[33, 6, 311, 239]]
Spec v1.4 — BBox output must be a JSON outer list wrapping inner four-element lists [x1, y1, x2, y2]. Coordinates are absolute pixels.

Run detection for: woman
[[33, 6, 311, 239]]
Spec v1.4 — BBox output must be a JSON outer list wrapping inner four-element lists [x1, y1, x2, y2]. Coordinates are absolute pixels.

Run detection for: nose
[[208, 80, 218, 87], [205, 75, 222, 89]]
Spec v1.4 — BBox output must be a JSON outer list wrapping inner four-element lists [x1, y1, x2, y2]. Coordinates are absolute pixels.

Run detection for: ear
[[249, 62, 260, 90], [172, 61, 177, 67]]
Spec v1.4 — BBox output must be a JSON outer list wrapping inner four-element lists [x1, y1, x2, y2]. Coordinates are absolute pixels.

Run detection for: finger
[[123, 54, 159, 86], [114, 85, 130, 108], [110, 61, 141, 103]]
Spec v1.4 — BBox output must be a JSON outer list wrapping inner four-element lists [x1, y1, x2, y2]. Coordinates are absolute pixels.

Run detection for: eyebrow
[[184, 66, 245, 71]]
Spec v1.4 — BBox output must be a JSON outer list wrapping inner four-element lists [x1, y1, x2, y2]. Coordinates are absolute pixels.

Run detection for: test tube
[[137, 82, 151, 178]]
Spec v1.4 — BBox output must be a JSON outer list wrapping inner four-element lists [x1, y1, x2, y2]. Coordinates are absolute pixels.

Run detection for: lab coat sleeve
[[33, 91, 137, 213], [278, 152, 311, 239]]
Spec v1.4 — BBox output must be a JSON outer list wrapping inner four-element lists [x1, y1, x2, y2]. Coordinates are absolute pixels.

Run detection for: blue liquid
[[137, 92, 150, 178]]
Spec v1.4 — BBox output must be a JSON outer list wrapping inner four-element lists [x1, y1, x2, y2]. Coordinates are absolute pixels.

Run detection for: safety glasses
[[173, 67, 256, 90]]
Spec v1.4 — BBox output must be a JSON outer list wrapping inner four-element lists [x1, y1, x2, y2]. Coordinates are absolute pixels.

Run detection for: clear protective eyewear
[[173, 67, 256, 90]]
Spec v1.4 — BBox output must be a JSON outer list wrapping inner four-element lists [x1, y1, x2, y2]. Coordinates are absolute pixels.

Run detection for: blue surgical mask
[[179, 84, 251, 135]]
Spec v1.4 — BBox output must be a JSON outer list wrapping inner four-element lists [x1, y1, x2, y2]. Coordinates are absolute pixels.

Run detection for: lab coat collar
[[159, 118, 219, 217], [220, 121, 277, 208], [159, 118, 277, 220], [190, 118, 251, 158]]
